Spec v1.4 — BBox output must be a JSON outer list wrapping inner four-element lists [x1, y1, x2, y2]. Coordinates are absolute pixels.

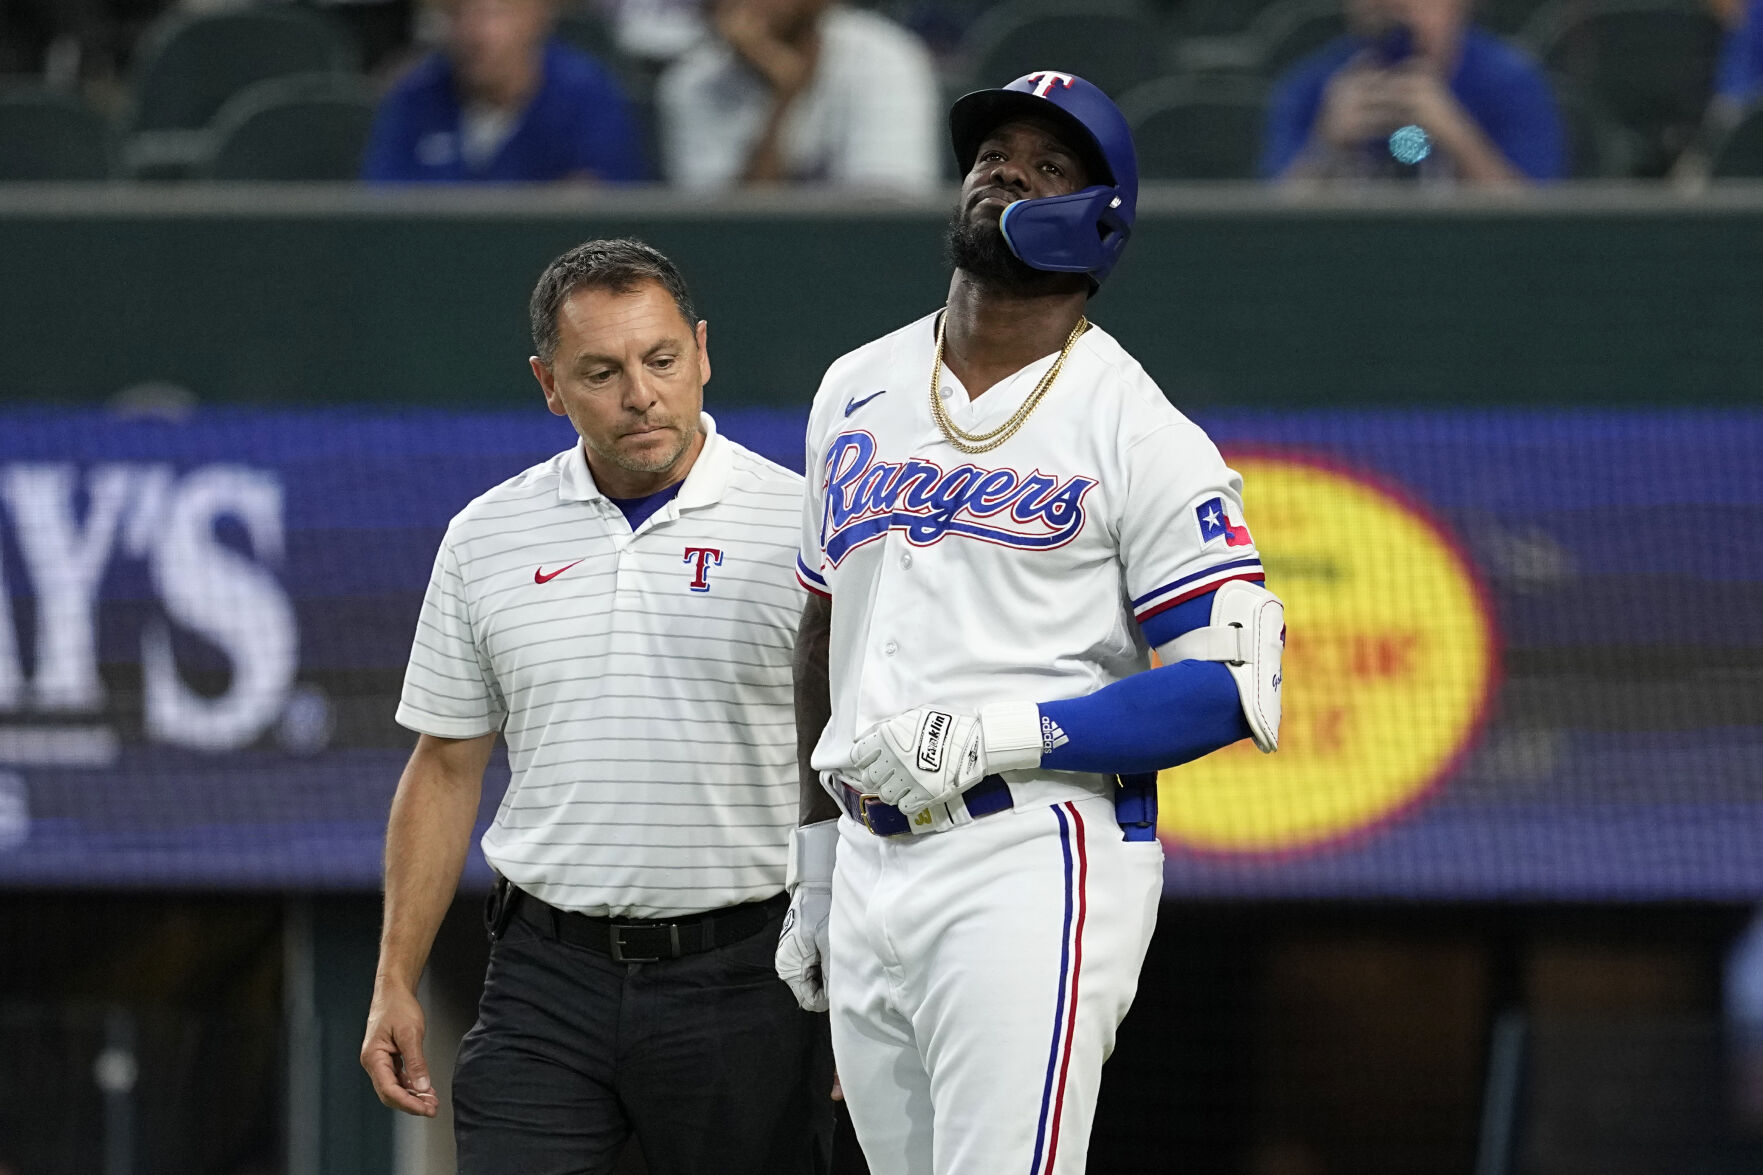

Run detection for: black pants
[[453, 891, 835, 1175]]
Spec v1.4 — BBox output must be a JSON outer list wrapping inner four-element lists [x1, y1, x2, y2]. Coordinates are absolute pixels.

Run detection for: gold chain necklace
[[929, 311, 1089, 455]]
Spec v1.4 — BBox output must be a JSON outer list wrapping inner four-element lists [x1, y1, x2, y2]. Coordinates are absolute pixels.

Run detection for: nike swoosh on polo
[[534, 559, 584, 584], [844, 390, 888, 417]]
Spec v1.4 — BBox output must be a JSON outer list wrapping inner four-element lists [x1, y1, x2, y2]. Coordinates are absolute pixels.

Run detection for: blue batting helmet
[[948, 71, 1139, 292]]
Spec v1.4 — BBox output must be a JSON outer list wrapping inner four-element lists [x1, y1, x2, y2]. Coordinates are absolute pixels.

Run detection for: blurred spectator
[[1728, 907, 1763, 1131], [1716, 0, 1763, 105], [1262, 0, 1563, 185], [656, 0, 939, 191], [599, 0, 709, 66], [0, 0, 168, 105], [361, 0, 646, 182], [1678, 0, 1763, 176]]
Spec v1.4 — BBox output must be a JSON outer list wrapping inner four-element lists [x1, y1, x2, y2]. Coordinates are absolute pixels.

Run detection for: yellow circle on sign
[[1159, 454, 1497, 855]]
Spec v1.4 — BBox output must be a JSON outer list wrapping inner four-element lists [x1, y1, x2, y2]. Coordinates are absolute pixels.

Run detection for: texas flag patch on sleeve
[[1196, 496, 1254, 548]]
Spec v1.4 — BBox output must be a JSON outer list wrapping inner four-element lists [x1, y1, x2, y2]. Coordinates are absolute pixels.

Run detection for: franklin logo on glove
[[916, 711, 953, 773]]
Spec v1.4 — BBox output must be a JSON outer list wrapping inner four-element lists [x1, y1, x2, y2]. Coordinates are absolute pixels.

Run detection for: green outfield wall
[[1, 185, 1759, 410]]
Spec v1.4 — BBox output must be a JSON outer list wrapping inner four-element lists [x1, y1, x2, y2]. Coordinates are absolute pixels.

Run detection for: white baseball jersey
[[798, 312, 1264, 1175], [397, 414, 805, 919], [797, 311, 1265, 805]]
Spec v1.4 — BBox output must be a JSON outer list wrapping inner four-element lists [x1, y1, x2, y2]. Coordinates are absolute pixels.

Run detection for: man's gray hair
[[529, 238, 699, 364]]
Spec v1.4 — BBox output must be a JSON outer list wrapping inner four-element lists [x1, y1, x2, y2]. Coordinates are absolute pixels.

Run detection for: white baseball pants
[[828, 792, 1164, 1175]]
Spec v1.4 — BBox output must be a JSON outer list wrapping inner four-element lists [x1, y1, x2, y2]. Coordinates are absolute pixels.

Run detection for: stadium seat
[[1180, 0, 1279, 36], [1711, 101, 1763, 178], [0, 90, 110, 180], [1477, 0, 1550, 36], [1523, 0, 1722, 176], [1119, 73, 1270, 180], [199, 74, 376, 181], [122, 7, 360, 178], [1551, 81, 1637, 178], [1250, 0, 1349, 76], [959, 0, 1171, 101]]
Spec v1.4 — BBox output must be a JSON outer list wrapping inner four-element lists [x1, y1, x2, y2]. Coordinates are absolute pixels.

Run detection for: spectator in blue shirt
[[1673, 0, 1763, 179], [1716, 0, 1763, 105], [1262, 0, 1563, 184], [362, 0, 647, 183]]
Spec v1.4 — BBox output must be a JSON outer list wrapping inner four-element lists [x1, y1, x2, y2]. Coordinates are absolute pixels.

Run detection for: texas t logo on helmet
[[948, 70, 1140, 291], [1024, 70, 1076, 97]]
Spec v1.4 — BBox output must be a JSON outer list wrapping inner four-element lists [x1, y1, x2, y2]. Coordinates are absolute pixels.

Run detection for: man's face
[[947, 117, 1094, 286], [531, 281, 709, 490], [448, 0, 551, 91], [1346, 0, 1471, 61]]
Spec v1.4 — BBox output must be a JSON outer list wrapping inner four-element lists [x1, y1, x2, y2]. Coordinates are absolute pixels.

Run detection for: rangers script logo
[[819, 432, 1097, 564]]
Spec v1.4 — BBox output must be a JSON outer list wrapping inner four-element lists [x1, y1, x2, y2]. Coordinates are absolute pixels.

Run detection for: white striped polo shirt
[[397, 413, 806, 918]]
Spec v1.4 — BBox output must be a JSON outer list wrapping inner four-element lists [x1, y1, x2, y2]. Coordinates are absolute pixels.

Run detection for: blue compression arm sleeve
[[1037, 662, 1250, 775], [1036, 588, 1252, 774]]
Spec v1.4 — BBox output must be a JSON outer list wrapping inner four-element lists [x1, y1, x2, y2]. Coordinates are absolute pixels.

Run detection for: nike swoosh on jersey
[[844, 389, 888, 417], [534, 559, 584, 584]]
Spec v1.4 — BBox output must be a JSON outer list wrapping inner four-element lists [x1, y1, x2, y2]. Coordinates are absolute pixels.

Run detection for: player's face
[[947, 118, 1092, 288], [959, 118, 1093, 230], [530, 281, 710, 497]]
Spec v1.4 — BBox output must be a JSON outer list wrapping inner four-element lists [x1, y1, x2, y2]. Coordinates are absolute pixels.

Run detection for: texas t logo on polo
[[684, 547, 723, 592], [1025, 70, 1076, 97]]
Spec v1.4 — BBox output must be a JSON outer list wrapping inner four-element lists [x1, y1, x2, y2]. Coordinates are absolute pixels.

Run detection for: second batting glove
[[774, 819, 838, 1012], [850, 702, 1044, 816]]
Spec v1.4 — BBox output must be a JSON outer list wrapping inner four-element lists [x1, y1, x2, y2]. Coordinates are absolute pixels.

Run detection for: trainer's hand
[[361, 982, 440, 1117], [851, 703, 1044, 816], [776, 820, 837, 1012]]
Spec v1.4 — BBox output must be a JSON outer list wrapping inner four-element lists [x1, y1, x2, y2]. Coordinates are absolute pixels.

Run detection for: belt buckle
[[857, 793, 883, 836], [610, 923, 678, 963]]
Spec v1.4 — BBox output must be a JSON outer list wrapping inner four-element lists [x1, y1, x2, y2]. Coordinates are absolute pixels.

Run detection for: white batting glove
[[774, 819, 838, 1012], [850, 702, 1045, 816]]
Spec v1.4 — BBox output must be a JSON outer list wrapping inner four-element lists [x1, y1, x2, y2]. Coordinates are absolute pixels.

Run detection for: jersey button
[[884, 641, 898, 656], [900, 552, 912, 569]]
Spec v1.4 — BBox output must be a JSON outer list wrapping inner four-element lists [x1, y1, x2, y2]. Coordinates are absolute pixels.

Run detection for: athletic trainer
[[363, 239, 832, 1173], [776, 74, 1284, 1174]]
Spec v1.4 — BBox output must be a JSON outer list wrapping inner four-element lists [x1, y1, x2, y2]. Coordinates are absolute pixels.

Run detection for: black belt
[[510, 886, 787, 963], [836, 773, 1014, 837]]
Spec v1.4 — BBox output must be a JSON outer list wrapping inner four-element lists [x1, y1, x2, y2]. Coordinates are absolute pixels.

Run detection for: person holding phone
[[1261, 0, 1564, 184]]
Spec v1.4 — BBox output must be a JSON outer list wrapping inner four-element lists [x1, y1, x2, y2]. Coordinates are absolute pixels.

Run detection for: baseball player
[[362, 239, 832, 1174], [774, 74, 1284, 1174]]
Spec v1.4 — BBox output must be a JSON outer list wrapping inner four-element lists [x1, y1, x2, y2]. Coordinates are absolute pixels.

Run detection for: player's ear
[[530, 355, 567, 418], [694, 319, 711, 387]]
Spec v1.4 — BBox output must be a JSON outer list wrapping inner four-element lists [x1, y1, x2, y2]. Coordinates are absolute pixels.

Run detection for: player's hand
[[361, 981, 440, 1117], [851, 703, 1044, 817], [776, 820, 838, 1012]]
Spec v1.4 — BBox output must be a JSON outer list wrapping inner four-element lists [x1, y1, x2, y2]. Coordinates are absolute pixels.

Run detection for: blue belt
[[836, 774, 1014, 837]]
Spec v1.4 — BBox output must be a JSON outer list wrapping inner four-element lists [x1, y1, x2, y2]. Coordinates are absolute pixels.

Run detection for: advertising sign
[[0, 409, 1757, 898]]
